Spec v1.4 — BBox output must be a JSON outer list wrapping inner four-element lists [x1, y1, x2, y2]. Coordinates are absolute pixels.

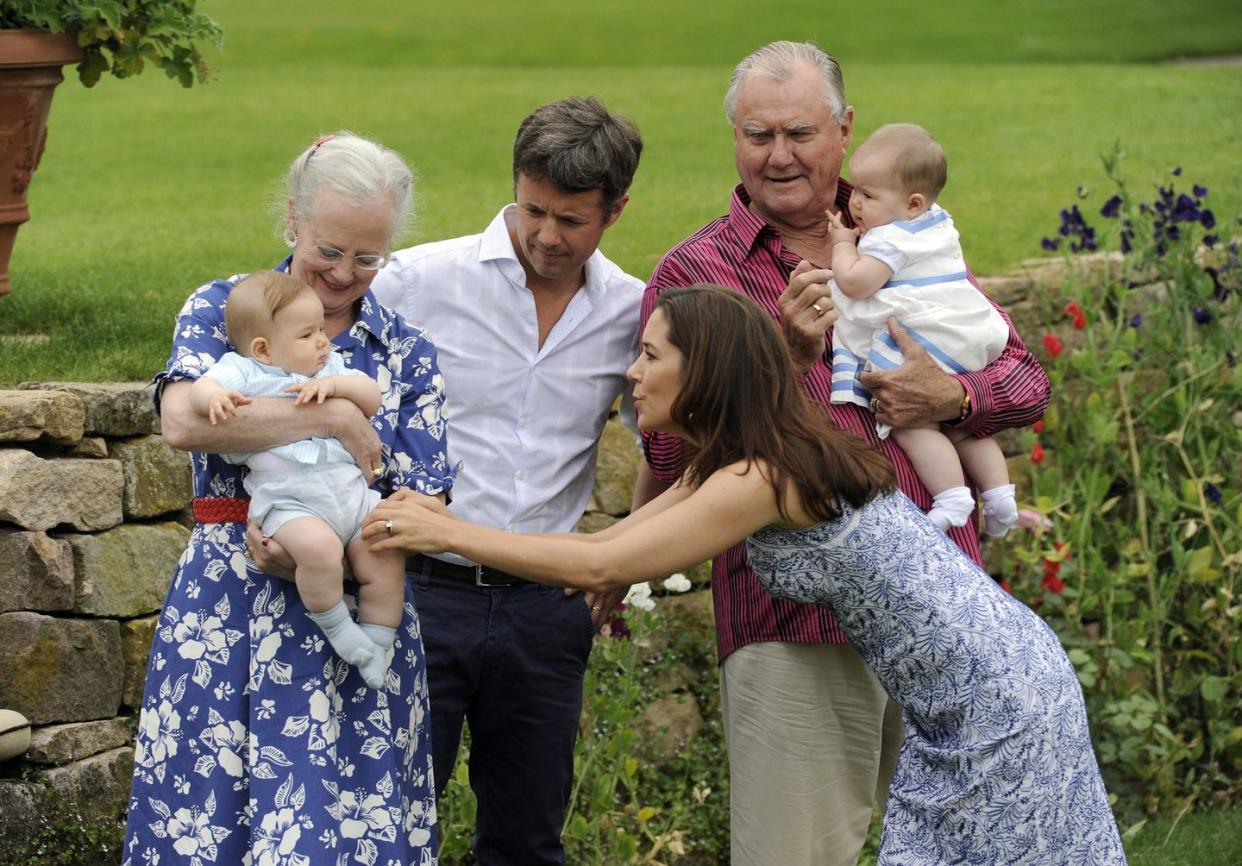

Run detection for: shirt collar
[[477, 205, 608, 300], [725, 180, 857, 252]]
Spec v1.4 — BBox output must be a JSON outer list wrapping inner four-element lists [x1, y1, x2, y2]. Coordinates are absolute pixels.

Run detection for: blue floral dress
[[746, 493, 1127, 865], [123, 262, 455, 866]]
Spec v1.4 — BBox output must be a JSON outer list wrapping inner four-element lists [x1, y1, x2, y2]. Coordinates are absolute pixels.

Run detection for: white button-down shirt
[[372, 206, 643, 564]]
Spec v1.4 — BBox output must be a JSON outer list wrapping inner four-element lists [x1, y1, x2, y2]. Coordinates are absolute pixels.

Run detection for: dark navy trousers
[[411, 566, 595, 866]]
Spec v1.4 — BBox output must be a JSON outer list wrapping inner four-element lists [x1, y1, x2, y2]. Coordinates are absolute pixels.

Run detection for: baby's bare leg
[[946, 429, 1010, 491], [271, 516, 346, 612], [946, 429, 1018, 537], [892, 426, 974, 530], [347, 538, 406, 630], [271, 516, 375, 670], [346, 537, 406, 690]]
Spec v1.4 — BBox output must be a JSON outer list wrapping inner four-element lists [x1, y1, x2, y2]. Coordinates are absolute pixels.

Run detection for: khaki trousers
[[720, 641, 904, 866]]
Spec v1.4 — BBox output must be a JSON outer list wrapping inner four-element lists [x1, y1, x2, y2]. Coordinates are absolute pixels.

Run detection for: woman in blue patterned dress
[[369, 285, 1127, 864], [123, 133, 454, 866]]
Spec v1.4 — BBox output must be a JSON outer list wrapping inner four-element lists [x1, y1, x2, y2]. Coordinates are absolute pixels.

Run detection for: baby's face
[[847, 147, 924, 232], [266, 291, 332, 377]]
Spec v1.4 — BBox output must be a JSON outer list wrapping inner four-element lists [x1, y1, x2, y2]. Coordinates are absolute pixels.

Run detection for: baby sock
[[357, 624, 397, 690], [981, 484, 1019, 537], [927, 486, 975, 531], [308, 601, 375, 669]]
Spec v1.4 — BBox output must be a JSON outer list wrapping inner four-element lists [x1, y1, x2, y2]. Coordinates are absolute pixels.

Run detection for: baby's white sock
[[358, 623, 397, 690], [981, 484, 1019, 537], [308, 601, 375, 669], [927, 486, 975, 531]]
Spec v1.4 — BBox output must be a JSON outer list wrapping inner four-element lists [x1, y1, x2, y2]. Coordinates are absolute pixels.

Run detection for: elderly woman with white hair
[[123, 133, 454, 864]]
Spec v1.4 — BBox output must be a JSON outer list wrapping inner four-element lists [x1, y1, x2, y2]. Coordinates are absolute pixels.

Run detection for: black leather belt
[[412, 553, 527, 588]]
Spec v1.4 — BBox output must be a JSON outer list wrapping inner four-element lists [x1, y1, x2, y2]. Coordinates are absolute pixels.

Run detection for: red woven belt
[[192, 497, 251, 524]]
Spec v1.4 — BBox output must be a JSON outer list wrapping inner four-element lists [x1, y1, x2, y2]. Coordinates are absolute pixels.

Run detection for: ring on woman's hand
[[385, 519, 394, 537], [591, 605, 601, 612], [811, 302, 825, 316], [372, 465, 383, 475]]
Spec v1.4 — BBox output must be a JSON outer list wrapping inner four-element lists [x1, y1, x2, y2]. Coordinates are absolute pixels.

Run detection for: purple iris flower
[[1100, 195, 1123, 218], [1204, 483, 1222, 505], [1193, 184, 1208, 199], [1200, 210, 1216, 229], [1129, 314, 1142, 328], [1193, 307, 1212, 325], [1042, 237, 1060, 251]]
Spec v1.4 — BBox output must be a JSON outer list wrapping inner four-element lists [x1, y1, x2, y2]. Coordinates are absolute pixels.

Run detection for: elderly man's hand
[[859, 318, 965, 428], [778, 259, 838, 374]]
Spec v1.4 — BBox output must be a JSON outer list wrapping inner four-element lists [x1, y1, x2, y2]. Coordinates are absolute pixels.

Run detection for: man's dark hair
[[512, 96, 643, 211]]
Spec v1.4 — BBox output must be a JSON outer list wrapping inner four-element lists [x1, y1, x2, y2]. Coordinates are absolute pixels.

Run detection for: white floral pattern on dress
[[746, 493, 1127, 865], [124, 264, 452, 865]]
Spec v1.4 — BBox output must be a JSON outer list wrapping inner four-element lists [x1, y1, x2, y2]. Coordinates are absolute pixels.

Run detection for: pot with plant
[[0, 1, 222, 295]]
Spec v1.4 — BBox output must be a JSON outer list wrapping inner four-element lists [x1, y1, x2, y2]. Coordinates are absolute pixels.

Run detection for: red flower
[[1041, 573, 1066, 594], [1043, 333, 1063, 357], [1055, 541, 1071, 558], [1031, 442, 1046, 464], [1064, 301, 1087, 329], [1033, 419, 1045, 433], [1000, 580, 1012, 594]]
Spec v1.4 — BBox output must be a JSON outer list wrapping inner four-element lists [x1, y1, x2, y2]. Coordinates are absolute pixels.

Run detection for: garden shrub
[[1004, 147, 1240, 815]]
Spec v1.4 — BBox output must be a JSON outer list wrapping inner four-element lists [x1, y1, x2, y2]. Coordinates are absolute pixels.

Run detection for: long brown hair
[[656, 285, 896, 522]]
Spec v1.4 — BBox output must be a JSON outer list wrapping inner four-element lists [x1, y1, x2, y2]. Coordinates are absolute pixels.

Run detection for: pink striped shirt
[[641, 183, 1051, 662]]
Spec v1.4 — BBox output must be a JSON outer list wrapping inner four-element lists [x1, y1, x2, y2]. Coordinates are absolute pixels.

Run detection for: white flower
[[166, 807, 214, 857], [662, 573, 692, 593], [255, 807, 302, 865], [624, 582, 655, 612], [173, 611, 228, 660], [138, 699, 181, 765], [207, 719, 248, 777], [338, 790, 393, 839]]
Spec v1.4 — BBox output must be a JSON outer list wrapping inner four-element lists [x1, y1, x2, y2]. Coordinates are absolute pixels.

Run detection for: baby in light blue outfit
[[190, 271, 403, 688]]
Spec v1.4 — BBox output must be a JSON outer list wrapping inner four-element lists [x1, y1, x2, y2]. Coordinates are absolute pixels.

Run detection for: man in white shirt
[[371, 96, 644, 866]]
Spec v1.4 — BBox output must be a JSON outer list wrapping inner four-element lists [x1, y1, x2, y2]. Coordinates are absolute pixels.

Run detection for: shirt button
[[515, 470, 525, 481]]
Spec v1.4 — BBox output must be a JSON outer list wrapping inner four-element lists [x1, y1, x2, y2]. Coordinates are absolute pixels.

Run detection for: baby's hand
[[287, 377, 336, 405], [207, 389, 251, 425], [827, 209, 859, 246]]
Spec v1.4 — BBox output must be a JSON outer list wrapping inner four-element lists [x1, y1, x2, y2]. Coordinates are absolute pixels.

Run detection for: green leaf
[[1187, 546, 1218, 582], [1200, 677, 1228, 702]]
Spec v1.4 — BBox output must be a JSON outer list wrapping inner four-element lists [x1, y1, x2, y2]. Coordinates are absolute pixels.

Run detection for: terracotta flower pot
[[0, 30, 84, 296]]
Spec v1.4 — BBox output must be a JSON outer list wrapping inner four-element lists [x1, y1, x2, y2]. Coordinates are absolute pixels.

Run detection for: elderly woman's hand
[[363, 491, 457, 554], [245, 520, 296, 581], [324, 399, 384, 481]]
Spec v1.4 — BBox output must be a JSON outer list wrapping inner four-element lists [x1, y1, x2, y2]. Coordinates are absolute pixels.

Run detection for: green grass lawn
[[1, 1, 1239, 384]]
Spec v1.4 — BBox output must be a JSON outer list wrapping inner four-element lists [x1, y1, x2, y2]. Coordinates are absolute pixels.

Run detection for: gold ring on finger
[[811, 302, 825, 316], [385, 519, 394, 537]]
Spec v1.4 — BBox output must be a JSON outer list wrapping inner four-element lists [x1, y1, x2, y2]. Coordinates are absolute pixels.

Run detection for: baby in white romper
[[190, 271, 404, 687], [827, 123, 1018, 536]]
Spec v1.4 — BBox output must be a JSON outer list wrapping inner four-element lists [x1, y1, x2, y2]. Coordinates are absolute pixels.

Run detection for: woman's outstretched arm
[[363, 461, 790, 594]]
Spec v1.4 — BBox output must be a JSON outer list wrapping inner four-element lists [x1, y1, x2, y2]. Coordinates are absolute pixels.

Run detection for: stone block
[[0, 612, 123, 725], [0, 450, 124, 531], [121, 615, 159, 710], [65, 522, 187, 618], [42, 745, 133, 820], [975, 274, 1034, 307], [26, 718, 133, 765], [0, 530, 74, 613], [20, 381, 158, 436], [68, 436, 108, 458], [591, 419, 641, 516], [641, 693, 703, 759], [575, 511, 618, 535], [108, 435, 193, 519], [0, 389, 84, 445]]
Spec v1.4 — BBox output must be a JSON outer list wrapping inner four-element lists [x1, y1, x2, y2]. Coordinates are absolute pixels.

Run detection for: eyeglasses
[[310, 243, 389, 272]]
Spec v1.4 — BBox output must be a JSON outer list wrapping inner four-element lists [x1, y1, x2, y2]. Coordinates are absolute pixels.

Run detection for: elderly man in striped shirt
[[632, 41, 1050, 866]]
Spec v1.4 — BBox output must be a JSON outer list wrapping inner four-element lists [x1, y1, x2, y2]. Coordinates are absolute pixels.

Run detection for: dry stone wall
[[0, 382, 191, 836]]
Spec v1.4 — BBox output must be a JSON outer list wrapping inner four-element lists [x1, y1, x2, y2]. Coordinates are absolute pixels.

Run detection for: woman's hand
[[325, 399, 383, 480], [778, 259, 837, 374], [363, 492, 457, 554], [245, 520, 296, 581]]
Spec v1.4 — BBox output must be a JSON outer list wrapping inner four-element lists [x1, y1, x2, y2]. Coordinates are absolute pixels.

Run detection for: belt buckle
[[473, 564, 515, 588]]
